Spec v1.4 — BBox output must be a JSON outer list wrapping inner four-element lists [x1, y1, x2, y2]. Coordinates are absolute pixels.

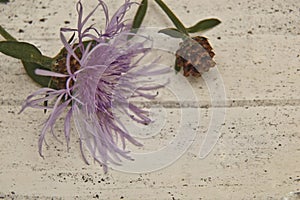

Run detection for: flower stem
[[154, 0, 188, 35]]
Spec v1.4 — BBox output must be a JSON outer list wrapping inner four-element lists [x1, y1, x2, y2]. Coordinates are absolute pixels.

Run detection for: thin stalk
[[154, 0, 188, 35]]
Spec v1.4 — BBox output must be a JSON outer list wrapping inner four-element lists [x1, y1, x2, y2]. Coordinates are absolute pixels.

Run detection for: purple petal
[[35, 69, 69, 78], [64, 108, 73, 148]]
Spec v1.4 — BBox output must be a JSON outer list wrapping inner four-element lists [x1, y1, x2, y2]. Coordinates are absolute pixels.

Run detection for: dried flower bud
[[175, 36, 215, 77]]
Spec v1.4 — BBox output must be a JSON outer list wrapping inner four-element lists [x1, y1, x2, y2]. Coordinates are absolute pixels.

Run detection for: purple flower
[[20, 0, 169, 171]]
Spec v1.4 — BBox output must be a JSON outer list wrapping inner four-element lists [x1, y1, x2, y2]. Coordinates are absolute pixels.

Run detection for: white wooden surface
[[0, 0, 299, 199]]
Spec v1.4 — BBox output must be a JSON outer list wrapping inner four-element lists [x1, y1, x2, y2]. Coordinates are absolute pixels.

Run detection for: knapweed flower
[[20, 0, 169, 171]]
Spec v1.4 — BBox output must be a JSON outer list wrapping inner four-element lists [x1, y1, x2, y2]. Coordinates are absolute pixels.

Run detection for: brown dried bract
[[51, 49, 81, 90], [175, 36, 216, 77]]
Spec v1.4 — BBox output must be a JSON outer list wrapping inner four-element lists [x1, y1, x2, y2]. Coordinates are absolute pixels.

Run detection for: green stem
[[132, 0, 148, 31], [154, 0, 188, 35]]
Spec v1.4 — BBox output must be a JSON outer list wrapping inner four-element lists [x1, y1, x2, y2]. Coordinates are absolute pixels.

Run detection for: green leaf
[[132, 0, 148, 32], [22, 61, 51, 87], [0, 25, 52, 87], [187, 18, 221, 33], [0, 0, 9, 4], [0, 41, 53, 68], [158, 28, 187, 38], [0, 25, 16, 41], [174, 57, 181, 73], [154, 0, 188, 35]]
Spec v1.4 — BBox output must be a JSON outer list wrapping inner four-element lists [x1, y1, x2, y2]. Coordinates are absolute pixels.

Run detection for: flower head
[[20, 0, 169, 171]]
